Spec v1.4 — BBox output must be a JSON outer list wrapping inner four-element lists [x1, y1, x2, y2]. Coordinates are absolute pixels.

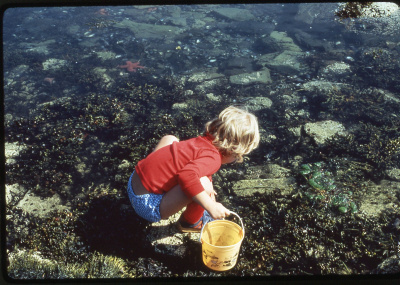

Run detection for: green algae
[[299, 162, 358, 214]]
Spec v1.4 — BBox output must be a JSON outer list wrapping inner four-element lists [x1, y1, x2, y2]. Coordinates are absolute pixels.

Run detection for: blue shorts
[[127, 171, 164, 223]]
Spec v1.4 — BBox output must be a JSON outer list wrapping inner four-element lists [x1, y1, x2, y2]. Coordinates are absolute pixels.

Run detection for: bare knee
[[162, 135, 179, 144], [153, 135, 179, 152]]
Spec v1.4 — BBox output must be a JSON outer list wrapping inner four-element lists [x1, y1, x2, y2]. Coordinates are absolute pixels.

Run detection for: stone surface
[[302, 80, 350, 94], [92, 67, 114, 89], [295, 3, 340, 25], [212, 7, 255, 21], [187, 71, 224, 83], [5, 142, 26, 165], [386, 168, 400, 181], [358, 180, 400, 217], [232, 177, 297, 197], [320, 61, 352, 79], [269, 31, 302, 52], [114, 19, 183, 39], [229, 69, 272, 85], [259, 51, 304, 75], [303, 120, 347, 146], [244, 96, 273, 112], [16, 190, 69, 218], [42, 58, 68, 71]]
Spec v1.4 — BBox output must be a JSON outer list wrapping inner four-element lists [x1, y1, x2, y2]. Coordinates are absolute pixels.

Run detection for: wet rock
[[5, 142, 26, 165], [358, 180, 400, 217], [212, 7, 255, 21], [232, 177, 296, 197], [294, 29, 334, 51], [229, 69, 272, 85], [96, 51, 117, 61], [76, 162, 90, 178], [16, 190, 70, 218], [205, 93, 220, 102], [295, 3, 340, 26], [42, 58, 67, 71], [147, 210, 199, 257], [259, 51, 304, 75], [172, 102, 188, 111], [114, 19, 183, 39], [319, 61, 352, 80], [303, 120, 347, 146], [377, 88, 400, 104], [373, 255, 400, 274], [19, 39, 56, 55], [244, 96, 273, 112], [386, 168, 400, 181], [302, 80, 350, 94], [6, 184, 27, 207], [225, 21, 275, 36], [221, 57, 254, 76], [187, 71, 224, 83], [92, 67, 115, 89], [269, 31, 302, 52], [357, 2, 399, 18], [187, 71, 227, 93]]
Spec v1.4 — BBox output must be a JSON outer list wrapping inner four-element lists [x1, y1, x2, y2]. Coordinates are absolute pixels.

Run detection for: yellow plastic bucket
[[200, 212, 245, 271]]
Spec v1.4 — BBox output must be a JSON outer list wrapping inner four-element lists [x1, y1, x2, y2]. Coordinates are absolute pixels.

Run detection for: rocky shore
[[4, 3, 400, 278]]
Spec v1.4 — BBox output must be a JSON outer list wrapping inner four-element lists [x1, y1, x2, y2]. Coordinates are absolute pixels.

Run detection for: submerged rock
[[320, 61, 352, 79], [303, 120, 347, 146], [42, 58, 68, 71], [114, 19, 183, 39], [229, 69, 272, 85], [212, 7, 255, 21], [244, 96, 273, 111], [259, 51, 304, 75]]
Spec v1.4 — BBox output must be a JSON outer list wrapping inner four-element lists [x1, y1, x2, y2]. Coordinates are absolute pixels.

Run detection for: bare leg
[[160, 176, 214, 219], [153, 135, 179, 152]]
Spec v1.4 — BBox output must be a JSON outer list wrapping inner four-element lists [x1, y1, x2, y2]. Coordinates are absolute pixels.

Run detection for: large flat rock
[[232, 177, 297, 197]]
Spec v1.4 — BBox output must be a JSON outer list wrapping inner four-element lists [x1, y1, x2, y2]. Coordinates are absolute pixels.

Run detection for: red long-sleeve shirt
[[135, 134, 222, 198]]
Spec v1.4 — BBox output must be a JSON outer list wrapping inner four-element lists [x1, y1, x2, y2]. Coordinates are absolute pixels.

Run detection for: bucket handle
[[200, 211, 245, 242]]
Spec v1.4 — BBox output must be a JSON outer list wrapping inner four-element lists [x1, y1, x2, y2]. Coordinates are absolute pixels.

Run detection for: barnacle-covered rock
[[232, 177, 296, 197], [303, 120, 347, 146]]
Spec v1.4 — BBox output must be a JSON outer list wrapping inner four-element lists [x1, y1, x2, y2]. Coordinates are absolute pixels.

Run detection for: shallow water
[[3, 3, 400, 279]]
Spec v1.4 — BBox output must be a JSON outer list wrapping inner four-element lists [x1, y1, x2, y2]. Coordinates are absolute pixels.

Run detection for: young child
[[127, 106, 260, 232]]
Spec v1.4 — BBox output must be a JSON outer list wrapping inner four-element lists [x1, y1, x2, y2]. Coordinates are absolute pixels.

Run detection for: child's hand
[[209, 202, 231, 220], [193, 191, 230, 219]]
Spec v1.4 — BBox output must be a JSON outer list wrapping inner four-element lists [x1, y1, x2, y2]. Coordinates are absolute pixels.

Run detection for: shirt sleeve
[[177, 149, 221, 198]]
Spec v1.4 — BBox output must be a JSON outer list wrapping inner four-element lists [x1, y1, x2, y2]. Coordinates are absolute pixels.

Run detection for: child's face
[[221, 153, 237, 164]]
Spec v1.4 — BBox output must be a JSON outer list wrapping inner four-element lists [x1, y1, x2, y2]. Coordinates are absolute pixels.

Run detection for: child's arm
[[193, 191, 231, 220]]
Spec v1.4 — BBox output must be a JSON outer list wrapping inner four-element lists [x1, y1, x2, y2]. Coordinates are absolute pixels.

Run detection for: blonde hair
[[205, 106, 260, 163]]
